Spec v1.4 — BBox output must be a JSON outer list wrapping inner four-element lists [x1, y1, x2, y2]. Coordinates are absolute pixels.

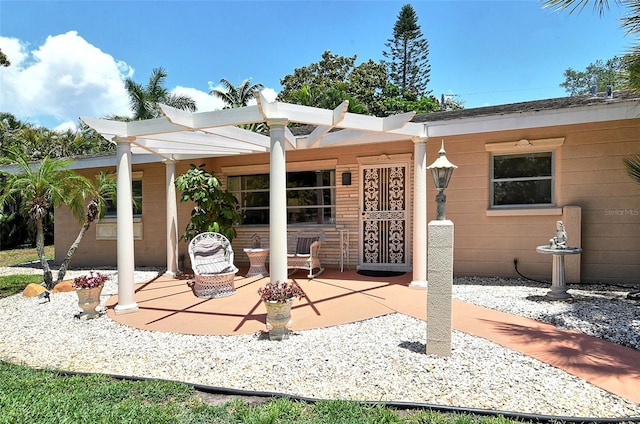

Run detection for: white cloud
[[174, 86, 278, 111], [0, 32, 282, 129], [173, 86, 225, 112], [0, 31, 132, 127]]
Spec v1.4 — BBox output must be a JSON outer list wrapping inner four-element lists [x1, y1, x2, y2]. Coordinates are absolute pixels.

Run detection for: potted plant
[[72, 272, 110, 319], [258, 280, 305, 340]]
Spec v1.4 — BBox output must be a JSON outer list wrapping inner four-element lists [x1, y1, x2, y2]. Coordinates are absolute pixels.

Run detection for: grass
[[0, 361, 532, 424], [0, 245, 54, 267], [0, 245, 54, 298]]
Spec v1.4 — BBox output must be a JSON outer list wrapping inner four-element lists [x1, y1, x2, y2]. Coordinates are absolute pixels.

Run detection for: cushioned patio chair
[[187, 232, 239, 298], [287, 230, 325, 278]]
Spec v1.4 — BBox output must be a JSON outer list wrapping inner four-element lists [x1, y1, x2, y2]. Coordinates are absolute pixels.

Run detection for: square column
[[426, 219, 454, 356]]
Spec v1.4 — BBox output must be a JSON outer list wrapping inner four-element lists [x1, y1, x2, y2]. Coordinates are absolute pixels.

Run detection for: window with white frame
[[227, 169, 336, 225], [491, 152, 554, 207]]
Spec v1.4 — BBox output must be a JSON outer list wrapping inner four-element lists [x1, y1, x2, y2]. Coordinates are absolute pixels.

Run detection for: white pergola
[[82, 92, 429, 314]]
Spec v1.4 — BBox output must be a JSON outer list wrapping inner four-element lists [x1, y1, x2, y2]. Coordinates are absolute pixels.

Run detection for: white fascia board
[[135, 136, 264, 153], [191, 105, 264, 128], [284, 126, 296, 149], [383, 111, 416, 131], [270, 102, 334, 124], [306, 125, 332, 147], [387, 121, 427, 137], [318, 129, 409, 147], [201, 126, 271, 149], [80, 117, 127, 139], [126, 117, 187, 136], [425, 101, 640, 137], [58, 153, 164, 170], [158, 103, 194, 127]]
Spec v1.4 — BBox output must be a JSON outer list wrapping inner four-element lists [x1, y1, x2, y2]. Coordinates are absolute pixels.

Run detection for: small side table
[[244, 248, 269, 277], [536, 245, 582, 300]]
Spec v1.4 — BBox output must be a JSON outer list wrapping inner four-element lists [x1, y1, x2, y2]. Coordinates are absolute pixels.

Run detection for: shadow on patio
[[105, 267, 640, 404], [105, 268, 424, 336]]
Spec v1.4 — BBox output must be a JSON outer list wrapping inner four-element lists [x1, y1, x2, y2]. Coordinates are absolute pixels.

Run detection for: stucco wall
[[53, 118, 639, 283], [439, 118, 639, 283]]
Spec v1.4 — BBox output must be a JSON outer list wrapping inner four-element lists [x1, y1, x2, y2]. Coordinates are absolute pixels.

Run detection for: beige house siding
[[53, 118, 639, 284], [439, 118, 639, 283]]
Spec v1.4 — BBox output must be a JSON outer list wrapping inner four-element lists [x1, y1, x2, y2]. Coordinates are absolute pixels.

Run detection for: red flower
[[72, 272, 110, 289], [258, 281, 305, 303]]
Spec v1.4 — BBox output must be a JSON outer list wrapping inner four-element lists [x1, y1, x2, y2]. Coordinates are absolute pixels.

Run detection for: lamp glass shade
[[426, 141, 457, 190], [430, 167, 454, 190]]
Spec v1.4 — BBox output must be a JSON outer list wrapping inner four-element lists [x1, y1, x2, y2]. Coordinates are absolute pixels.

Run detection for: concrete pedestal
[[426, 220, 454, 357], [536, 246, 583, 300]]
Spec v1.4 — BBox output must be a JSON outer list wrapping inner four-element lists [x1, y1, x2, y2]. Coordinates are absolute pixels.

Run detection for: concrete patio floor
[[105, 268, 640, 405]]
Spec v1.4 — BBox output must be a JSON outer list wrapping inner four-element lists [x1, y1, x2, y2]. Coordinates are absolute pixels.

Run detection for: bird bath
[[536, 220, 582, 300], [536, 246, 582, 300]]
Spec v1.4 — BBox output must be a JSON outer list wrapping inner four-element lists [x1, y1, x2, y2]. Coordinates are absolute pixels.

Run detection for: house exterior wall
[[53, 162, 170, 268], [53, 117, 639, 284], [439, 118, 639, 283]]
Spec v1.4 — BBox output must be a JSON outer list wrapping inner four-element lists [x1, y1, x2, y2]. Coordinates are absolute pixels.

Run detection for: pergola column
[[164, 158, 178, 276], [410, 137, 428, 288], [268, 119, 289, 283], [114, 137, 138, 314]]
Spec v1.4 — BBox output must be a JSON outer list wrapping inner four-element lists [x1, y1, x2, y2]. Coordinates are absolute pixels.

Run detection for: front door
[[359, 164, 409, 271]]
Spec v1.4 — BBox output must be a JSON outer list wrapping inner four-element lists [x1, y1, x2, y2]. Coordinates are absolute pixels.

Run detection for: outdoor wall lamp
[[342, 171, 352, 186], [427, 140, 457, 220]]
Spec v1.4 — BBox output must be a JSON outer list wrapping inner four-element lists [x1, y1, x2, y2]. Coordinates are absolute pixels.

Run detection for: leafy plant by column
[[175, 164, 242, 242]]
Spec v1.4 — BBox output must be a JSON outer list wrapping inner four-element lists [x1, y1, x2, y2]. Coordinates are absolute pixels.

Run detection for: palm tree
[[125, 67, 196, 120], [54, 171, 116, 284], [544, 0, 640, 92], [209, 78, 264, 109], [0, 148, 98, 289]]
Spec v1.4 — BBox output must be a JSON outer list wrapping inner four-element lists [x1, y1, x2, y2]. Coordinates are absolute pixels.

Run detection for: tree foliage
[[210, 78, 264, 108], [174, 164, 242, 242], [0, 48, 9, 67], [278, 51, 388, 116], [382, 4, 431, 96], [560, 56, 630, 95], [0, 148, 98, 289], [0, 113, 115, 161], [545, 0, 640, 93], [54, 171, 115, 284], [124, 67, 197, 120]]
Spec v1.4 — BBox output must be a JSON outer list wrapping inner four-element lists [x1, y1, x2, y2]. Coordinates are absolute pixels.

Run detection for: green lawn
[[0, 361, 530, 424], [0, 245, 54, 267], [0, 245, 54, 298]]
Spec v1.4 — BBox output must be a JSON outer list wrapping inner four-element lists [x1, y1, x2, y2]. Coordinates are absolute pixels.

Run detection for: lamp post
[[425, 140, 457, 357], [427, 141, 457, 220]]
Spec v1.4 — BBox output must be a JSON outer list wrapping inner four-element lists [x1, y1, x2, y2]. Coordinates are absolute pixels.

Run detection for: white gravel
[[0, 266, 639, 419]]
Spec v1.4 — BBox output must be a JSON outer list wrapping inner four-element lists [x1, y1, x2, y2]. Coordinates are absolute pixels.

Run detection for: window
[[228, 170, 336, 225], [104, 179, 143, 216], [491, 152, 553, 207]]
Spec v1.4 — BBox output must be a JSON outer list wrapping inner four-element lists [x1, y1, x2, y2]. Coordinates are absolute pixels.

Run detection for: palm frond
[[624, 154, 640, 184], [543, 0, 617, 16]]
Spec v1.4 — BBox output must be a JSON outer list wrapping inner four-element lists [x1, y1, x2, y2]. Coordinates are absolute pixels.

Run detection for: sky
[[0, 0, 633, 131]]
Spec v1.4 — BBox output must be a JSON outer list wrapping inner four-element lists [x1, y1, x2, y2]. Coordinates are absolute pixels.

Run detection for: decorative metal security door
[[359, 164, 409, 270]]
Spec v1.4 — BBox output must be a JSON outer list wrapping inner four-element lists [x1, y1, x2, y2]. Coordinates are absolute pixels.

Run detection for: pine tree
[[382, 4, 431, 96]]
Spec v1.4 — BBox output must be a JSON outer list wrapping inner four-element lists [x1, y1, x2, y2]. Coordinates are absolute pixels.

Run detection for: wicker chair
[[187, 232, 238, 298], [287, 230, 325, 278]]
